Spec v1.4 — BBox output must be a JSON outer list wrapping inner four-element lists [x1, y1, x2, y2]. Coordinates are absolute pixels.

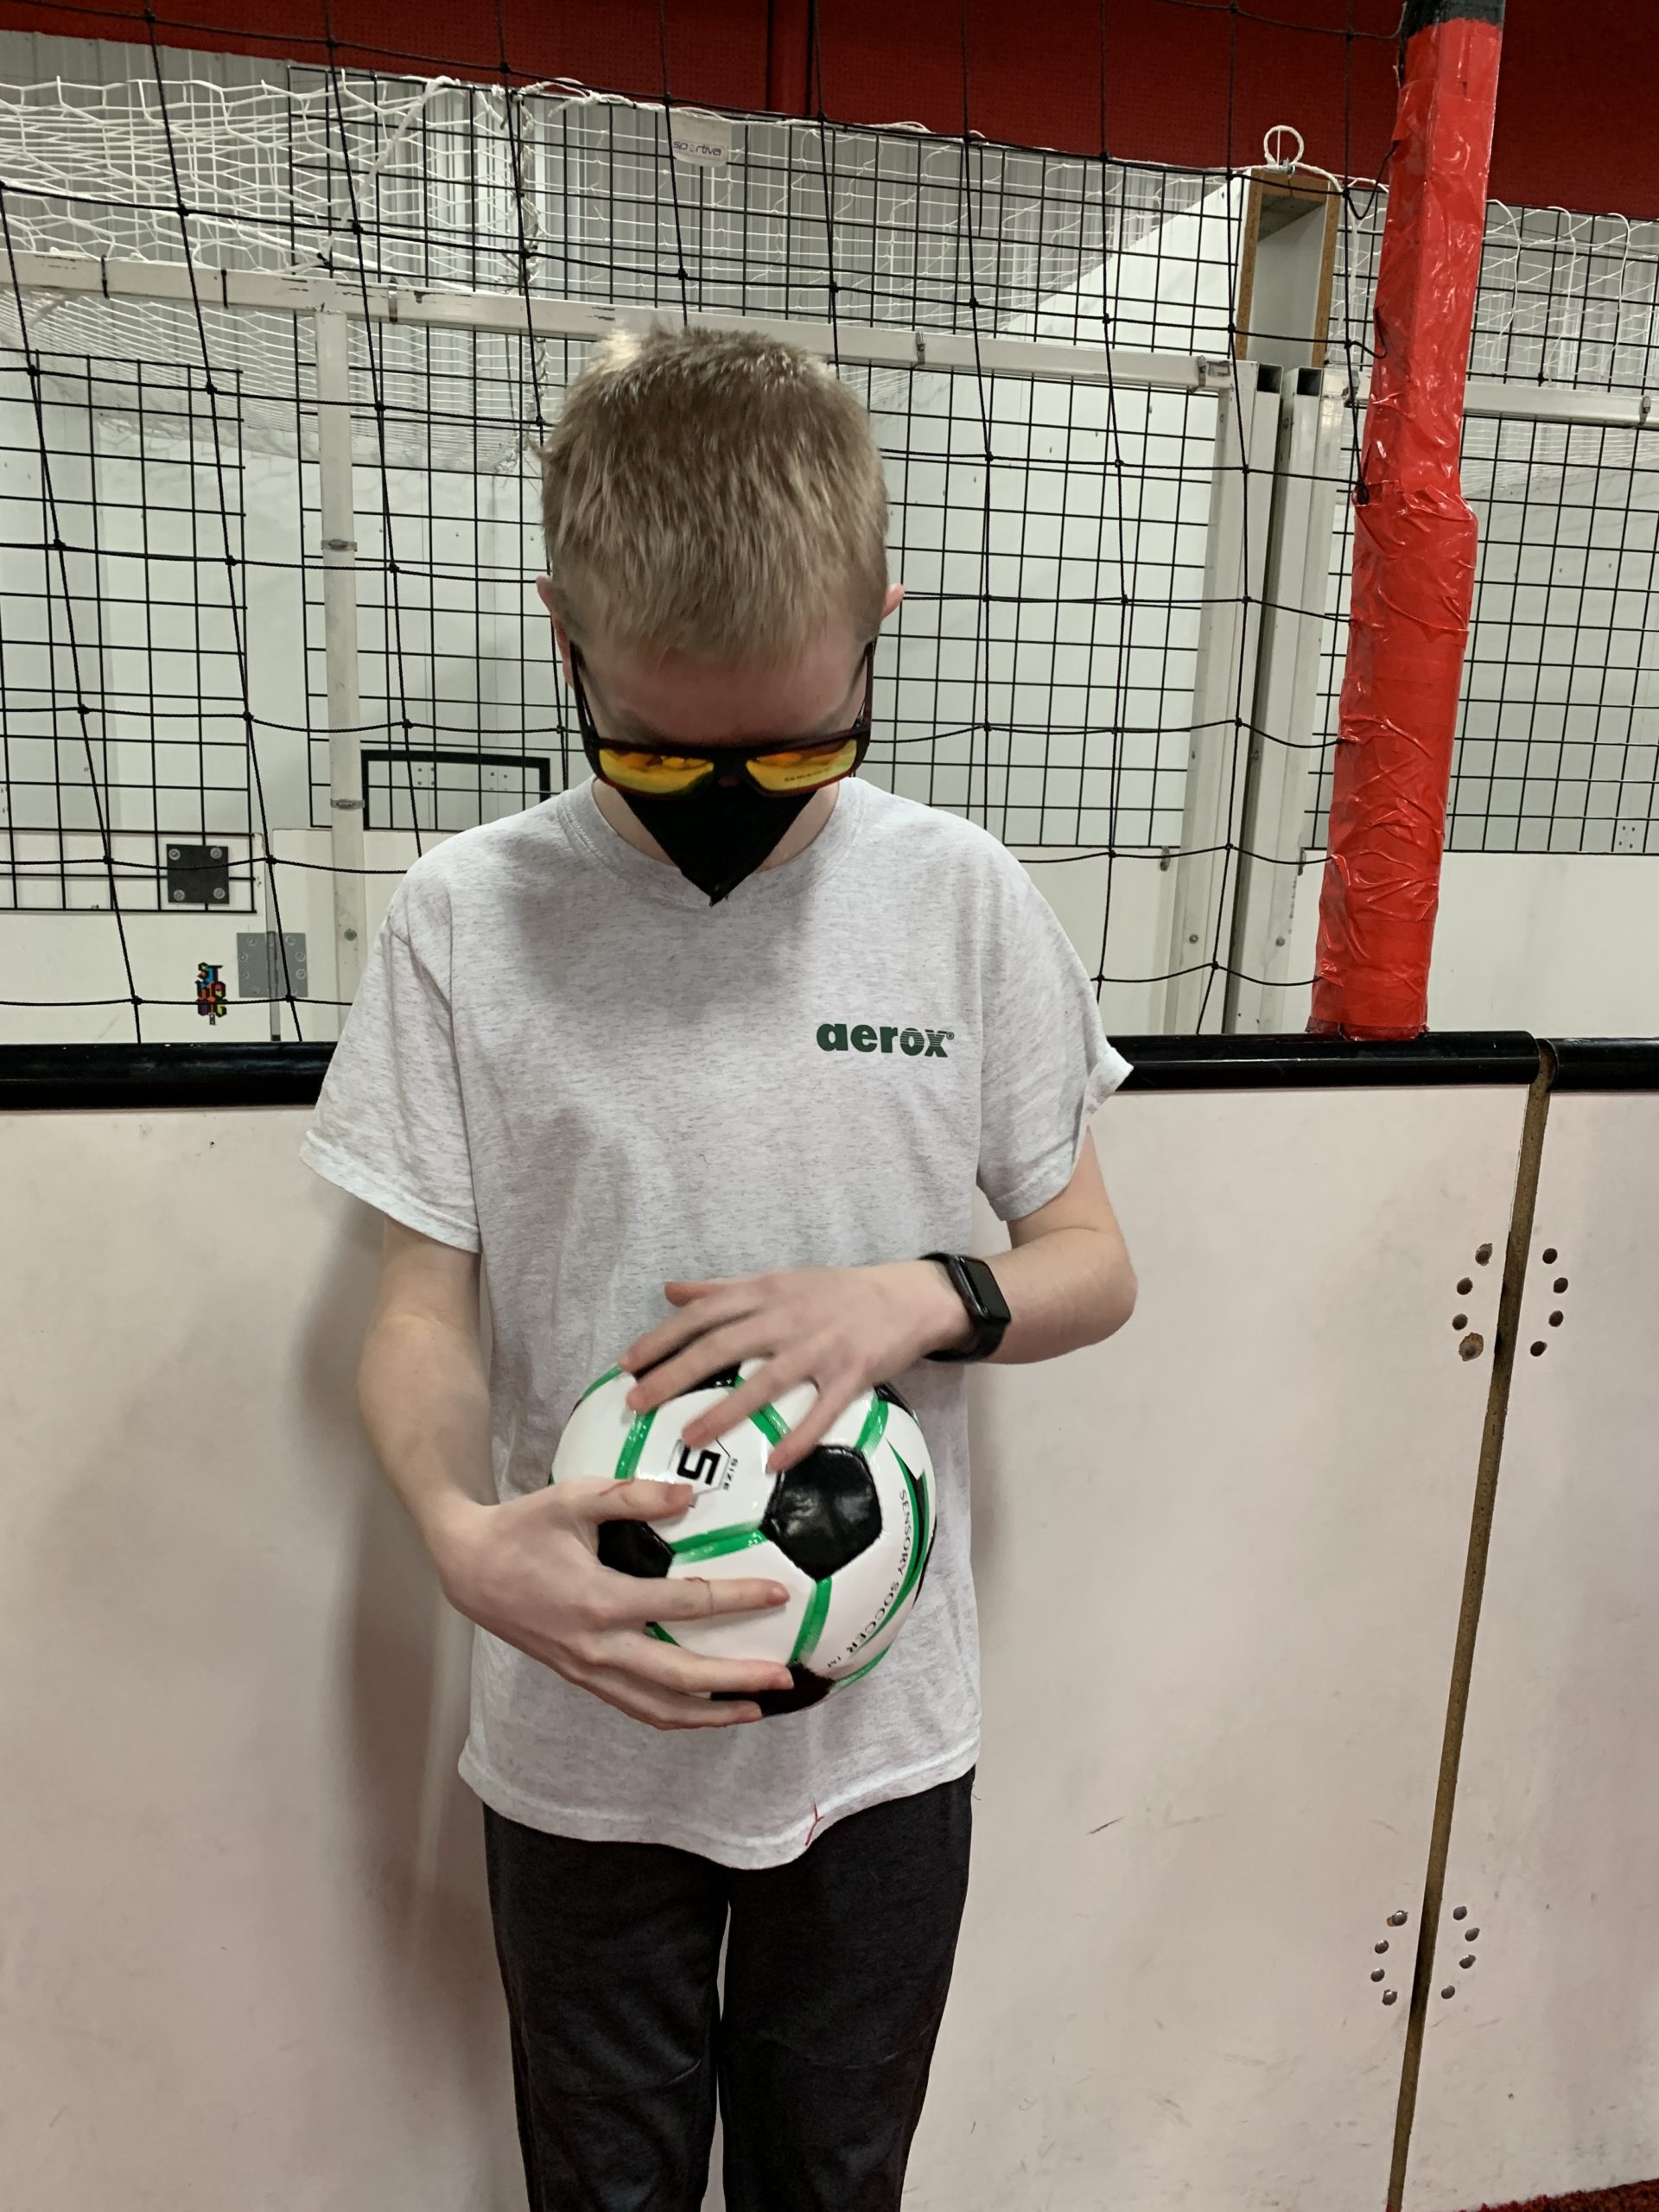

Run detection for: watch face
[[963, 1255, 1011, 1326], [922, 1252, 1009, 1363]]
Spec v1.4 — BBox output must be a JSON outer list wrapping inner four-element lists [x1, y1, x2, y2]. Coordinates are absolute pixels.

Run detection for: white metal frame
[[312, 302, 368, 1015], [1416, 370, 1652, 431], [1225, 369, 1351, 1031], [3, 248, 1231, 395], [1158, 360, 1282, 1033]]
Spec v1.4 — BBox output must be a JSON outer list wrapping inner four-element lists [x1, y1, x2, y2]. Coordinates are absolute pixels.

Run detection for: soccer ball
[[550, 1360, 936, 1715]]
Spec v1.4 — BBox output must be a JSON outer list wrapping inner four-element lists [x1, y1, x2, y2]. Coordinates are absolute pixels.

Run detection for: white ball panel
[[879, 1400, 932, 1483], [549, 1369, 638, 1483], [650, 1537, 817, 1666]]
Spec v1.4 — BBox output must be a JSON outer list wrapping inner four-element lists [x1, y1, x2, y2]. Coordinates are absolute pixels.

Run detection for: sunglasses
[[570, 643, 875, 800]]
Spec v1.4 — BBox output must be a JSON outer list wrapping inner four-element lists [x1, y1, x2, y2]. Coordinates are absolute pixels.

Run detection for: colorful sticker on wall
[[196, 961, 227, 1024]]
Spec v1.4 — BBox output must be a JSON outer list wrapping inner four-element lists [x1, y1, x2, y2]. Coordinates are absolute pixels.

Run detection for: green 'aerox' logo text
[[817, 1022, 953, 1058]]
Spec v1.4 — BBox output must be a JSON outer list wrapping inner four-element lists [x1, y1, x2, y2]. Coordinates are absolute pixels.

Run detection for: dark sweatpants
[[484, 1770, 974, 2211]]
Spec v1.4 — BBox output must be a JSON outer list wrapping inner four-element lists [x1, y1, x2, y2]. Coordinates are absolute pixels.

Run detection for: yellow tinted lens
[[747, 737, 861, 794], [598, 747, 714, 797]]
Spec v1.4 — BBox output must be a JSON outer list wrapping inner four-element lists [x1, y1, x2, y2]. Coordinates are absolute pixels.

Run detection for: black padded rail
[[1542, 1039, 1659, 1095], [1401, 0, 1504, 32], [1115, 1032, 1541, 1091], [0, 1032, 1558, 1110], [8, 1035, 1656, 1109], [0, 1043, 334, 1111]]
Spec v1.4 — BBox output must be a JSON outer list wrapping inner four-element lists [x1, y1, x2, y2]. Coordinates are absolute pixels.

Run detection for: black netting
[[0, 31, 1649, 1041]]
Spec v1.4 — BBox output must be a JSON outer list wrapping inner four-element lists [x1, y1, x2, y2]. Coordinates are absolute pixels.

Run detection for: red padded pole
[[1308, 0, 1505, 1039]]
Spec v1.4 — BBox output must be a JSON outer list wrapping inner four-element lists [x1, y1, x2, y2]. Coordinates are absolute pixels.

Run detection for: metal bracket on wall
[[237, 932, 308, 1001], [165, 844, 230, 907]]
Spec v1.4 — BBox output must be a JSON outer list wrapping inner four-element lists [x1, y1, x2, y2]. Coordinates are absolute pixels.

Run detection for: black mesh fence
[[0, 44, 1652, 1041]]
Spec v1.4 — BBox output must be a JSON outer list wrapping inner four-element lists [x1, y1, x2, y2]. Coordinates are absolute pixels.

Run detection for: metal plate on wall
[[236, 933, 308, 1001], [165, 844, 230, 907]]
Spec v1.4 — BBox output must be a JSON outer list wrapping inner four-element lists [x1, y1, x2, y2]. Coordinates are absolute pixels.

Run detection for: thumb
[[560, 1474, 695, 1523]]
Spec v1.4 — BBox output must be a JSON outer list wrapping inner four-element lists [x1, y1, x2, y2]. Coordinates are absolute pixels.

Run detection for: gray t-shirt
[[302, 776, 1129, 1868]]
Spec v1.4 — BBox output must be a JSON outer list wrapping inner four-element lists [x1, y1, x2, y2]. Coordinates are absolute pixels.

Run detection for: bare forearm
[[983, 1224, 1136, 1364], [358, 1306, 493, 1560]]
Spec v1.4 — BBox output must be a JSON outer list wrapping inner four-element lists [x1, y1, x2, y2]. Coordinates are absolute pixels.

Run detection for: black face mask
[[620, 779, 814, 905], [569, 641, 874, 906]]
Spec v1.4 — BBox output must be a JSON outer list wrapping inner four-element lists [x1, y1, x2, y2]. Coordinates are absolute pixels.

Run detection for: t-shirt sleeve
[[976, 866, 1133, 1223], [299, 889, 480, 1252]]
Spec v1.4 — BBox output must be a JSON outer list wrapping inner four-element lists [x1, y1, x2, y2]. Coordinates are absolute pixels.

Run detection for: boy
[[302, 327, 1137, 2211]]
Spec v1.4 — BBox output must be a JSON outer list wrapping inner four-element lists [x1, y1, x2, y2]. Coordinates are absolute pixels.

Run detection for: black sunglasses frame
[[569, 642, 877, 800]]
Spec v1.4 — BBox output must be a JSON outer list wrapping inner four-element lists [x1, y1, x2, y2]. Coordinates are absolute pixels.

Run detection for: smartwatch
[[923, 1252, 1011, 1363]]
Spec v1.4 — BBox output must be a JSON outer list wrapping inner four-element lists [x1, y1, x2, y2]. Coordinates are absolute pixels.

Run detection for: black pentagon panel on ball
[[598, 1518, 673, 1579], [716, 1666, 834, 1719], [761, 1445, 882, 1580], [632, 1352, 744, 1394], [757, 1666, 835, 1718]]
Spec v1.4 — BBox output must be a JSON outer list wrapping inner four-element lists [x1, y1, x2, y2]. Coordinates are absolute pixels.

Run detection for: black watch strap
[[923, 1251, 1011, 1363]]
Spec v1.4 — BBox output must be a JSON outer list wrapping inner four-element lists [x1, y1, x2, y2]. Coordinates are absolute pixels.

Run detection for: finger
[[486, 1626, 774, 1718], [629, 1319, 773, 1413], [585, 1665, 766, 1730], [600, 1631, 793, 1700], [563, 1475, 697, 1523], [678, 1354, 813, 1447], [763, 1377, 860, 1473], [622, 1290, 759, 1395], [626, 1279, 747, 1348], [620, 1312, 719, 1380], [610, 1571, 791, 1622]]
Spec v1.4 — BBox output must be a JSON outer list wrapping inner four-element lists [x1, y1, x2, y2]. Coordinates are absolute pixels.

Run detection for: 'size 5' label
[[671, 1439, 736, 1495]]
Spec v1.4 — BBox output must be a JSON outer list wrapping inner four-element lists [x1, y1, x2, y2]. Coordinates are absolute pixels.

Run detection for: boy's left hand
[[620, 1262, 969, 1473]]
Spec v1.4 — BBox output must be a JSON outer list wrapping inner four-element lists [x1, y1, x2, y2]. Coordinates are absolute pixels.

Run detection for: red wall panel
[[0, 0, 1652, 219]]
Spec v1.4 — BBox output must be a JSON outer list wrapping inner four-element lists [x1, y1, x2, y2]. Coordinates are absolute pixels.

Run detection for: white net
[[1331, 188, 1659, 397]]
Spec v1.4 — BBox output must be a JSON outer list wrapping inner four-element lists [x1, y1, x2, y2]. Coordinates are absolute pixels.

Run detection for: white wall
[[1282, 850, 1659, 1037], [921, 1079, 1525, 2211], [3, 1076, 1557, 2211], [0, 1109, 521, 2210], [1295, 425, 1659, 1034], [870, 185, 1230, 1014]]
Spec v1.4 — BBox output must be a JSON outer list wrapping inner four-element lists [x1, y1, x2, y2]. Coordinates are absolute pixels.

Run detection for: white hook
[[1263, 124, 1306, 173]]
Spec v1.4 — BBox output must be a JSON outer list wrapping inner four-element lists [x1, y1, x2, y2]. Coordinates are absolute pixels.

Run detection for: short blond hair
[[537, 326, 888, 663]]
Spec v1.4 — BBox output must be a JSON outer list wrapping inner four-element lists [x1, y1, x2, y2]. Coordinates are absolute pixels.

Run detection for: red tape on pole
[[1309, 7, 1504, 1040]]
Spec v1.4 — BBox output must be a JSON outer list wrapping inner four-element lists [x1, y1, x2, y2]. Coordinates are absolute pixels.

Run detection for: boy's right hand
[[425, 1478, 792, 1729]]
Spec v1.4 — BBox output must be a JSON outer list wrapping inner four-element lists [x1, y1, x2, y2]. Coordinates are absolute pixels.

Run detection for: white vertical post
[[313, 303, 368, 1025], [1225, 370, 1351, 1032], [1160, 363, 1282, 1033]]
